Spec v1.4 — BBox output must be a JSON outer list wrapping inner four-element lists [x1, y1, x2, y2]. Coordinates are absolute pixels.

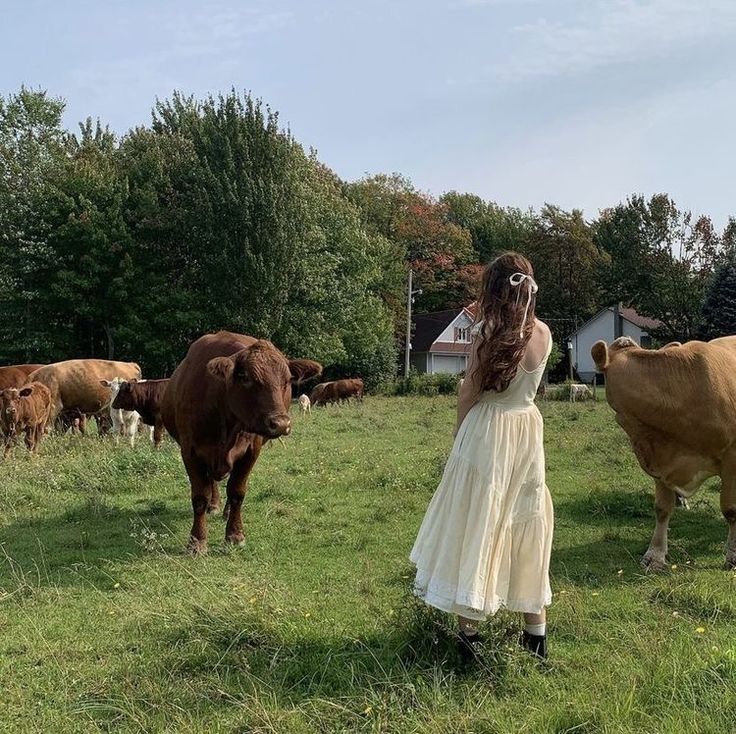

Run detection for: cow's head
[[591, 336, 638, 372], [111, 379, 138, 411], [0, 386, 34, 432], [207, 340, 322, 439], [100, 376, 127, 400]]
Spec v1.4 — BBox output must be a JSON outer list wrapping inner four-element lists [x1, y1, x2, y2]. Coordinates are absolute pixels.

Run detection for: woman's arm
[[455, 335, 483, 435]]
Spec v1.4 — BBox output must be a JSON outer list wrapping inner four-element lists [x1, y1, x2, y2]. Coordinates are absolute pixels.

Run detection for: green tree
[[0, 88, 67, 362], [698, 257, 736, 340], [527, 204, 608, 323], [595, 194, 724, 340]]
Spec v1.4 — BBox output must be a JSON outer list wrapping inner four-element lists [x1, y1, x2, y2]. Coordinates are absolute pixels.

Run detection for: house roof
[[412, 309, 460, 352], [569, 305, 663, 338]]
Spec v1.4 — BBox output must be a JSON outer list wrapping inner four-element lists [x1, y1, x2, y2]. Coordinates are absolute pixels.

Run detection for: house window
[[454, 327, 470, 343]]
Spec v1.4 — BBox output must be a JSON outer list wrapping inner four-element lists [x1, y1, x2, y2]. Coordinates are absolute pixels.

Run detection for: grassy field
[[1, 397, 735, 733]]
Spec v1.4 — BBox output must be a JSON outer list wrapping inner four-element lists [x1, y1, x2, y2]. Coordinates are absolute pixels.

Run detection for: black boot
[[457, 630, 482, 664], [520, 631, 547, 661]]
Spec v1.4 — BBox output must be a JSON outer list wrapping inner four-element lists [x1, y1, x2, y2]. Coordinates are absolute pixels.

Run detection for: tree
[[441, 191, 535, 264], [698, 257, 736, 340], [0, 88, 66, 362], [595, 194, 725, 340], [527, 204, 608, 323]]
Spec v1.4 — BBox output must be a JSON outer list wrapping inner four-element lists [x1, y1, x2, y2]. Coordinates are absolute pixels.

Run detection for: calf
[[101, 377, 141, 447], [0, 382, 52, 456], [56, 408, 87, 435], [112, 378, 169, 448], [569, 383, 592, 402], [298, 394, 311, 414], [161, 331, 321, 553]]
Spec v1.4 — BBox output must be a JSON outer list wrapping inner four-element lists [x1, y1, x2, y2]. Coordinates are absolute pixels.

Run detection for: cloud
[[493, 0, 736, 82]]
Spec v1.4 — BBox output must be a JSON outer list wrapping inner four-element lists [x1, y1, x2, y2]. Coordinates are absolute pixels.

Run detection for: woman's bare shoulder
[[534, 319, 551, 338]]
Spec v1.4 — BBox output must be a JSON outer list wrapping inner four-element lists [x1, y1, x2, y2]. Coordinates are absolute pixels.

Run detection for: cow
[[161, 331, 322, 554], [310, 381, 332, 407], [100, 377, 142, 447], [0, 382, 52, 456], [298, 394, 311, 415], [335, 378, 364, 403], [56, 408, 87, 435], [569, 383, 593, 402], [29, 359, 141, 423], [0, 364, 45, 391], [592, 335, 736, 571], [111, 378, 169, 448]]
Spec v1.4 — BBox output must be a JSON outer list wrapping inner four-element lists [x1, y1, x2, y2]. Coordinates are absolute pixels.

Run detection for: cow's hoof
[[641, 551, 667, 572], [187, 536, 208, 555], [225, 532, 245, 546], [675, 495, 690, 510]]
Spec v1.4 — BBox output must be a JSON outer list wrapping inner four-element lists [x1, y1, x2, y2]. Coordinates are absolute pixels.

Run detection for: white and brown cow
[[593, 335, 736, 570]]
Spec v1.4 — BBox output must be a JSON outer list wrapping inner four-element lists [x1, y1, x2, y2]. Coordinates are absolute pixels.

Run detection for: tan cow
[[592, 336, 736, 570], [29, 359, 141, 423]]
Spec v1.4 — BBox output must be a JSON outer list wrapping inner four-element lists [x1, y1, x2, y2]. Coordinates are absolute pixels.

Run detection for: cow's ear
[[591, 341, 609, 371], [19, 386, 33, 397], [289, 359, 322, 384], [661, 341, 682, 350], [100, 380, 112, 388], [207, 357, 235, 382]]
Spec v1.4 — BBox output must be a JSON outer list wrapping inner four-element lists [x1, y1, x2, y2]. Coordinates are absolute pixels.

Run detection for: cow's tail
[[591, 341, 609, 372]]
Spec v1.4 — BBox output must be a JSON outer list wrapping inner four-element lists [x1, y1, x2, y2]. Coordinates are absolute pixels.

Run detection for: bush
[[378, 371, 461, 396]]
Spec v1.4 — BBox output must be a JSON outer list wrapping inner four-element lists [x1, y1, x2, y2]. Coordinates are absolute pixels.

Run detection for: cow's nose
[[267, 415, 291, 437]]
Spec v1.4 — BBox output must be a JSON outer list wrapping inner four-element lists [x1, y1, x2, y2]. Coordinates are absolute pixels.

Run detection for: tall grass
[[0, 399, 734, 732]]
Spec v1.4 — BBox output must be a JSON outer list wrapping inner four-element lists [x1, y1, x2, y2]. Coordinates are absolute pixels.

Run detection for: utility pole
[[404, 269, 422, 378]]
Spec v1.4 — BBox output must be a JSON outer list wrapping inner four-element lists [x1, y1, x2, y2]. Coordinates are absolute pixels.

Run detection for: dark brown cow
[[310, 381, 332, 406], [0, 382, 52, 456], [56, 408, 87, 435], [0, 365, 45, 391], [335, 378, 364, 403], [112, 378, 169, 448], [312, 378, 364, 406], [161, 331, 321, 553]]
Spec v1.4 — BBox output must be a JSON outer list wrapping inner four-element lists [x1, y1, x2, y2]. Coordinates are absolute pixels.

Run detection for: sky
[[2, 0, 735, 227]]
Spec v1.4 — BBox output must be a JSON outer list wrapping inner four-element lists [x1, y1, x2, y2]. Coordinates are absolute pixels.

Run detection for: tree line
[[1, 87, 734, 386]]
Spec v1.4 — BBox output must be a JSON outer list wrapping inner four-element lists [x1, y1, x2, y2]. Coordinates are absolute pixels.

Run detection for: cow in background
[[162, 331, 321, 553], [0, 383, 52, 456], [29, 359, 141, 423], [56, 408, 87, 435], [101, 377, 142, 447], [0, 364, 45, 391], [112, 378, 169, 448]]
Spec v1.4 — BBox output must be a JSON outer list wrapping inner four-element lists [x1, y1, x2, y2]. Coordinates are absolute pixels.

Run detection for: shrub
[[378, 371, 461, 396]]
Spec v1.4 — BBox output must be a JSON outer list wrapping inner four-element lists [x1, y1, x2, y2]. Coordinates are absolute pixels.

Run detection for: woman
[[410, 252, 553, 661]]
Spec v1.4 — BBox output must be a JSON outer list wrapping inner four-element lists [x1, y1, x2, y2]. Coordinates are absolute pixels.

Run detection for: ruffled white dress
[[410, 338, 554, 620]]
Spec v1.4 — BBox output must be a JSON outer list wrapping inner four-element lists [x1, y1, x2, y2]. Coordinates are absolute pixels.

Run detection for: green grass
[[1, 398, 735, 733]]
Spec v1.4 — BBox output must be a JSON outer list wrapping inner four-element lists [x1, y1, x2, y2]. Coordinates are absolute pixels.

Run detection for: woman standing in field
[[410, 252, 553, 661]]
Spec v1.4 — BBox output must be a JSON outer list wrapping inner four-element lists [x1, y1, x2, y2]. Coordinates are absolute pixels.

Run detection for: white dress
[[410, 338, 554, 620]]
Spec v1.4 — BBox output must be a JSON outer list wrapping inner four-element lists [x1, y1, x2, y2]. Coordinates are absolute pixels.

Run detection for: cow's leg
[[720, 472, 736, 569], [183, 452, 215, 555], [642, 480, 675, 571], [126, 418, 137, 448], [153, 420, 164, 448], [224, 442, 262, 545]]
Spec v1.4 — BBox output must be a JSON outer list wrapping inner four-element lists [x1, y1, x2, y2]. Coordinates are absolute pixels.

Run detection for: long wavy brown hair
[[473, 252, 537, 393]]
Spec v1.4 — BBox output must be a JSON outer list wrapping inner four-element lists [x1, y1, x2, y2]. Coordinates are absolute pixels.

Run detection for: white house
[[569, 305, 662, 382], [410, 304, 477, 374]]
